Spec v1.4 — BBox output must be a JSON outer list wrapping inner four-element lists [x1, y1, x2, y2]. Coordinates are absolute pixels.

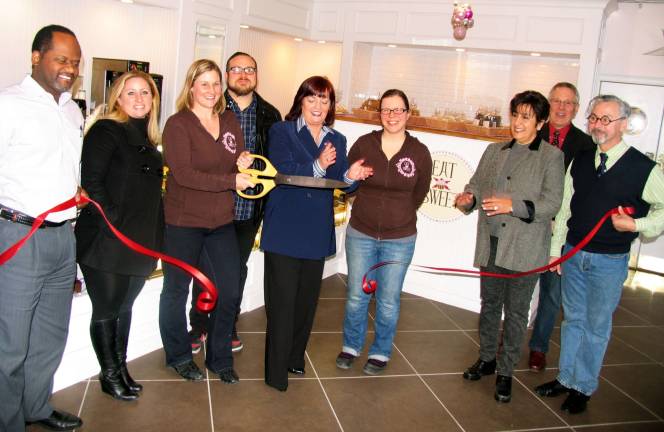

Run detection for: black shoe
[[535, 379, 569, 397], [463, 358, 496, 380], [494, 375, 512, 403], [90, 319, 139, 401], [173, 360, 204, 381], [288, 367, 305, 375], [218, 368, 240, 384], [29, 410, 83, 431], [561, 389, 590, 414]]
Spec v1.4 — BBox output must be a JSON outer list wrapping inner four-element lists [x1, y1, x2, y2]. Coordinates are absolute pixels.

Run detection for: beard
[[228, 82, 256, 97], [590, 129, 607, 145]]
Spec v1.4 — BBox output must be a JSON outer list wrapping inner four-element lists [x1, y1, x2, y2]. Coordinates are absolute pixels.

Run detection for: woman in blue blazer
[[260, 76, 372, 391]]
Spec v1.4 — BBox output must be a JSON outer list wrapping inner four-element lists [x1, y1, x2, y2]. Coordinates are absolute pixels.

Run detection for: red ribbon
[[0, 196, 218, 312], [362, 206, 635, 294]]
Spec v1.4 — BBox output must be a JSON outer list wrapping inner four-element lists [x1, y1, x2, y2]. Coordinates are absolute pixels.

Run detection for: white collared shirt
[[0, 76, 83, 221]]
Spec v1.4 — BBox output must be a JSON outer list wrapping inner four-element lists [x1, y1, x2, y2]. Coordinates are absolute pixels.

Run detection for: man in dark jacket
[[189, 52, 281, 353], [528, 82, 595, 372]]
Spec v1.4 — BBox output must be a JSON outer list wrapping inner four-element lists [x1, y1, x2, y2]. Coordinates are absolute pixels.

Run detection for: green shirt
[[551, 140, 664, 256]]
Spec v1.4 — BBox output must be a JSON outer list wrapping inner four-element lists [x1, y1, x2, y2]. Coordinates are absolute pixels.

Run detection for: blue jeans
[[557, 243, 628, 396], [529, 270, 562, 353], [342, 227, 416, 361]]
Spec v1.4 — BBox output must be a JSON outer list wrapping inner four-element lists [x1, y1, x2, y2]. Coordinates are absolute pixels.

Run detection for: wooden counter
[[336, 113, 510, 143]]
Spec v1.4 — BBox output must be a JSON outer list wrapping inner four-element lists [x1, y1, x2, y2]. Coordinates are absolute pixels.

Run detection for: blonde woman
[[76, 71, 163, 401], [158, 60, 254, 384]]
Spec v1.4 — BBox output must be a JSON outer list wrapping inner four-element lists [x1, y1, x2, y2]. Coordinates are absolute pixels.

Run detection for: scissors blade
[[274, 174, 348, 189]]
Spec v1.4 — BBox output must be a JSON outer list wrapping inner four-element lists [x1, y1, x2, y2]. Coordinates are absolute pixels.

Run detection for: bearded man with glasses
[[534, 94, 664, 414]]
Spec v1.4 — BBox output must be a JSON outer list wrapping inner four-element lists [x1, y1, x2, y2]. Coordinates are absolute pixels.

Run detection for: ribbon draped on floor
[[362, 206, 635, 294], [0, 196, 217, 312]]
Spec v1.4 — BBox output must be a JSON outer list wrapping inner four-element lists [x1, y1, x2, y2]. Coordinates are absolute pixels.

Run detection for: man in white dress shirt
[[0, 25, 86, 432]]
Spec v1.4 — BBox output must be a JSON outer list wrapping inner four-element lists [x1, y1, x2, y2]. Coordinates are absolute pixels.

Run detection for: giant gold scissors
[[238, 154, 349, 199]]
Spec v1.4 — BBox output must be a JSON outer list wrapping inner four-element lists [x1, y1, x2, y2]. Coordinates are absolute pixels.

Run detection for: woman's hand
[[317, 142, 337, 170], [481, 196, 512, 217], [235, 173, 256, 191], [236, 151, 254, 171], [454, 191, 474, 212], [548, 256, 561, 275], [346, 159, 374, 181], [75, 187, 89, 209]]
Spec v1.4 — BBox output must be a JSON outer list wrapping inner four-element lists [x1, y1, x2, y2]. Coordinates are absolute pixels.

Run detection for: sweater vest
[[567, 147, 654, 253]]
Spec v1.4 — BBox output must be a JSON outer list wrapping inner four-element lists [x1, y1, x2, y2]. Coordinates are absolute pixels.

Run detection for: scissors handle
[[238, 154, 278, 199]]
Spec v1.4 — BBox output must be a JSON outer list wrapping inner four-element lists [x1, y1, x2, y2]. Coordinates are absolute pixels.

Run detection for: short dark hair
[[285, 76, 336, 125], [225, 51, 257, 72], [510, 90, 550, 123], [32, 25, 77, 54], [379, 89, 410, 111]]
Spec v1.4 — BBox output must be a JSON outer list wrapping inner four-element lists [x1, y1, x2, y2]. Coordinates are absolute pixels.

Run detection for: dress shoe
[[288, 367, 305, 375], [336, 351, 356, 370], [218, 368, 240, 384], [463, 358, 496, 380], [172, 360, 204, 381], [30, 410, 83, 431], [494, 375, 512, 403], [561, 389, 590, 414], [535, 379, 569, 397], [528, 350, 546, 372]]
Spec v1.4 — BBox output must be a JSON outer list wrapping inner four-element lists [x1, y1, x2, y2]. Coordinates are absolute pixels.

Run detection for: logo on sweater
[[420, 151, 474, 223], [396, 157, 416, 177], [222, 132, 237, 154]]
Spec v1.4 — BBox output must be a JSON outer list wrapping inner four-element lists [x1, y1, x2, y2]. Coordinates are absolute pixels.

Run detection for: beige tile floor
[[34, 273, 664, 431]]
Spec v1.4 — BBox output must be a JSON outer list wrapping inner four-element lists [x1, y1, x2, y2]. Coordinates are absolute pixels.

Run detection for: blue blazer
[[260, 120, 351, 259]]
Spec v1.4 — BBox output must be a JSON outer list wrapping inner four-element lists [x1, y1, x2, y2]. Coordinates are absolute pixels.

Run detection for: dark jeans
[[159, 223, 240, 372], [80, 265, 145, 321], [264, 251, 324, 390], [529, 270, 562, 353], [478, 237, 538, 376], [189, 218, 260, 335]]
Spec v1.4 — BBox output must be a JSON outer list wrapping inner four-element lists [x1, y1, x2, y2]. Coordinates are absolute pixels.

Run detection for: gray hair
[[549, 82, 579, 104], [586, 94, 631, 119]]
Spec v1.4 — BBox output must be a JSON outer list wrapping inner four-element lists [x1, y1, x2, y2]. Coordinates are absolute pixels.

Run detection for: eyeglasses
[[227, 66, 257, 75], [587, 114, 626, 126], [380, 108, 408, 115], [550, 98, 577, 107]]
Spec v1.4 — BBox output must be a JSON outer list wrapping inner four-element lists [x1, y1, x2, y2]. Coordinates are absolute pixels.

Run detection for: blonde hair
[[91, 71, 161, 145], [175, 59, 225, 115]]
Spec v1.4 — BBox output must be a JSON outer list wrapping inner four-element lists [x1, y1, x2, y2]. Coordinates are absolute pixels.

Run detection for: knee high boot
[[116, 311, 143, 392], [90, 319, 139, 401]]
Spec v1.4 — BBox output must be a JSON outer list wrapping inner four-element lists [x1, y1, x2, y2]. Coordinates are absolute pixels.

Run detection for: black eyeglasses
[[227, 66, 257, 75], [379, 108, 408, 115], [587, 114, 626, 126]]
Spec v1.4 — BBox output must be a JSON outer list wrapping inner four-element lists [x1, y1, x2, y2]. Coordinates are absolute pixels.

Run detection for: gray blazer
[[464, 139, 564, 272]]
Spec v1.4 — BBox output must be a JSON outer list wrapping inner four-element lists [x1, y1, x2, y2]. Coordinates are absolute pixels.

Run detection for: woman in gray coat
[[454, 90, 564, 403]]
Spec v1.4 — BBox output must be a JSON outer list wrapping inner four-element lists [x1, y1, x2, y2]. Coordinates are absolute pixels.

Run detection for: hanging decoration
[[451, 2, 474, 41]]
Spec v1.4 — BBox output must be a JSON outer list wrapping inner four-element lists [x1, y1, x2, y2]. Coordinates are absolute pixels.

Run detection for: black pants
[[80, 265, 145, 321], [189, 218, 260, 334], [264, 251, 324, 390]]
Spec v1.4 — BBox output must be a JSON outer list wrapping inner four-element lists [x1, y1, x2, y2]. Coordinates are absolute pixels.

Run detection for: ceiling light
[[239, 25, 250, 29], [120, 0, 134, 3], [530, 52, 541, 57], [317, 40, 326, 44], [208, 35, 217, 39], [294, 38, 303, 42], [388, 44, 397, 48], [456, 48, 465, 52]]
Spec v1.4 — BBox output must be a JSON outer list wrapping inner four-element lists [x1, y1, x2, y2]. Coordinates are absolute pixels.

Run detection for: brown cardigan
[[347, 130, 432, 239], [163, 109, 245, 228]]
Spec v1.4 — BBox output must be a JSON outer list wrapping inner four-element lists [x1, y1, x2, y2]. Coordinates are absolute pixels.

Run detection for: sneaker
[[363, 358, 387, 375], [190, 330, 205, 354], [172, 360, 204, 381], [335, 351, 356, 370], [231, 336, 243, 352]]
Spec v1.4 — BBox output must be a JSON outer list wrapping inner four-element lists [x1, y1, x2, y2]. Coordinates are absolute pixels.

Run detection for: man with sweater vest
[[534, 95, 664, 414], [528, 82, 595, 372]]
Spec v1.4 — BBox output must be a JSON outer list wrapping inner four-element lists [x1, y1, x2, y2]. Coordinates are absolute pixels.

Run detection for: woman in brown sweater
[[336, 89, 432, 375], [158, 59, 254, 384]]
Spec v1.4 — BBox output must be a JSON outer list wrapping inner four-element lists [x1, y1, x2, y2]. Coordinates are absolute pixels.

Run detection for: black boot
[[116, 311, 143, 392], [90, 319, 139, 401]]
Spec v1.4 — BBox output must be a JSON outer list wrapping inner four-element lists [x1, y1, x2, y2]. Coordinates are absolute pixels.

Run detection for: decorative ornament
[[451, 2, 474, 41]]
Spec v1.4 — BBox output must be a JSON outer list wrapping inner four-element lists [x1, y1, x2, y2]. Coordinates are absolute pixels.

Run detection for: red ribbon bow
[[362, 206, 635, 294], [0, 196, 218, 312]]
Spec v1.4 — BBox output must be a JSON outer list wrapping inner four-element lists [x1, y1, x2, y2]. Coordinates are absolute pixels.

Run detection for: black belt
[[0, 207, 69, 228]]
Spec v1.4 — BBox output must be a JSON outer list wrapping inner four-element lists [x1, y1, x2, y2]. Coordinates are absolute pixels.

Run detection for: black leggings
[[80, 265, 146, 321]]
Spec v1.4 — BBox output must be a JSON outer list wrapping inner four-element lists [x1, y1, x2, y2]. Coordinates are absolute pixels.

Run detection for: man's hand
[[548, 256, 561, 275], [75, 187, 89, 209], [611, 206, 636, 232]]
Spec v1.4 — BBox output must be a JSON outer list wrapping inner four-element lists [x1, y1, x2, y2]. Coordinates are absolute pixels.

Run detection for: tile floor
[[35, 273, 664, 432]]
